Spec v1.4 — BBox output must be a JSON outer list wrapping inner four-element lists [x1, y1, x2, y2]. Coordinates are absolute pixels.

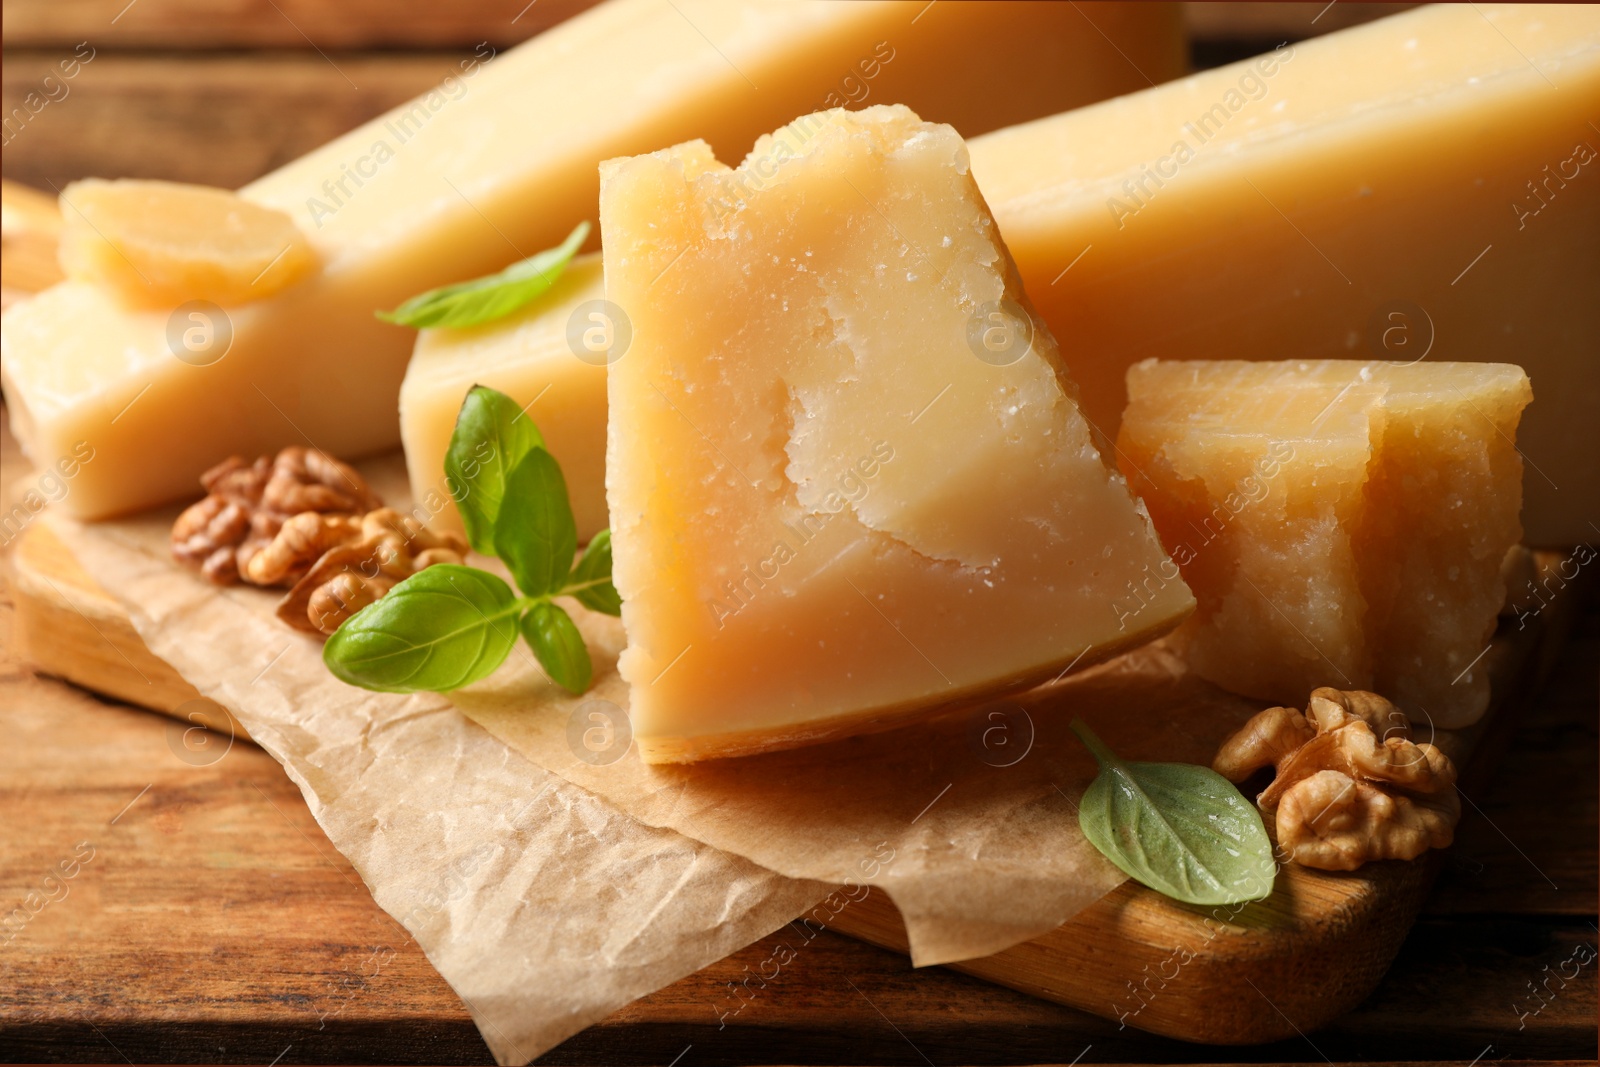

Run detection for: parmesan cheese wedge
[[601, 106, 1194, 763]]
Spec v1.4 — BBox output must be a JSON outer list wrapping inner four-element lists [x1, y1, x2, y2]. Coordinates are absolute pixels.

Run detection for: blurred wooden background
[[1, 2, 1413, 192]]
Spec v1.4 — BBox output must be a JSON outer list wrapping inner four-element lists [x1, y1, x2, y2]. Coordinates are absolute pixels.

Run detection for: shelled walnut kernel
[[1213, 688, 1460, 872], [172, 447, 380, 587], [172, 451, 465, 637], [275, 509, 467, 635]]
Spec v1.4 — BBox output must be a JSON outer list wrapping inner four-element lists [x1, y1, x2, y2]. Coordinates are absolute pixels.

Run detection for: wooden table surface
[[2, 2, 1595, 1063]]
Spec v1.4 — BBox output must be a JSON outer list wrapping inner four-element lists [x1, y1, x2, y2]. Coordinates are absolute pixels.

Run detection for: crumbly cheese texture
[[0, 0, 1180, 521], [400, 254, 608, 540], [602, 106, 1193, 763], [1118, 359, 1531, 729], [968, 3, 1600, 545]]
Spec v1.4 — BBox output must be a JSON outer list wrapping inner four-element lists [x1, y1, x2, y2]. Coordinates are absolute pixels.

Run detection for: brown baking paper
[[453, 619, 1268, 965], [44, 458, 830, 1066]]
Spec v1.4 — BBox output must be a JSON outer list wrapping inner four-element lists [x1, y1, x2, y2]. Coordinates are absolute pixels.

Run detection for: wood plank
[[0, 0, 600, 49], [2, 53, 470, 191], [1182, 2, 1417, 40]]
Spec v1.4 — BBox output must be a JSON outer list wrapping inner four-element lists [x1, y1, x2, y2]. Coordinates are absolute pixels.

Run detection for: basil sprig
[[376, 221, 590, 329], [324, 385, 620, 695], [1071, 720, 1275, 907]]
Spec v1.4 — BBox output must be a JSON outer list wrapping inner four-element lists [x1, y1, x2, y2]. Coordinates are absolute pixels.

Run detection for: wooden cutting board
[[3, 180, 1585, 1045], [8, 518, 1584, 1044]]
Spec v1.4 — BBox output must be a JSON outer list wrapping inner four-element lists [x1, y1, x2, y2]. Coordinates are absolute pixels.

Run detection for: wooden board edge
[[7, 522, 243, 736]]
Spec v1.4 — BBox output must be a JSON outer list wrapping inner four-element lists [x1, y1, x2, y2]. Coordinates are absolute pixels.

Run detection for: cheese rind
[[602, 106, 1193, 762], [399, 254, 609, 540], [969, 3, 1600, 545], [1117, 359, 1531, 728], [1, 0, 1182, 520]]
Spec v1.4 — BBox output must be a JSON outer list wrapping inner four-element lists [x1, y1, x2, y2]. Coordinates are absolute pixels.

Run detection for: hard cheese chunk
[[1, 0, 1182, 521], [602, 106, 1193, 763], [969, 3, 1600, 545], [1118, 360, 1531, 728], [400, 253, 609, 541], [58, 179, 316, 308]]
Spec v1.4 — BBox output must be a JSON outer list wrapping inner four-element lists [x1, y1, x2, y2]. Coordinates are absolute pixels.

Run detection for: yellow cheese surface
[[602, 106, 1194, 762], [969, 3, 1600, 545], [399, 254, 609, 540], [0, 0, 1181, 520], [1118, 359, 1531, 728]]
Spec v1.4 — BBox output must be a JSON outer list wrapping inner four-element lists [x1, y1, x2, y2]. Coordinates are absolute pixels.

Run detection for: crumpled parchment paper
[[453, 615, 1265, 965], [44, 458, 830, 1065], [48, 452, 1268, 1047]]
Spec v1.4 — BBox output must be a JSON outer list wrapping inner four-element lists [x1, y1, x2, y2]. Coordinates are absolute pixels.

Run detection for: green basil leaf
[[323, 565, 521, 693], [445, 385, 545, 556], [1071, 720, 1275, 907], [564, 529, 621, 616], [495, 447, 577, 597], [521, 599, 592, 694], [376, 221, 590, 329]]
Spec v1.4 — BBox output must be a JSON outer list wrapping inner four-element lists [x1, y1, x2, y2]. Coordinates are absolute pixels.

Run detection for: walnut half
[[1212, 687, 1460, 872], [275, 508, 467, 635]]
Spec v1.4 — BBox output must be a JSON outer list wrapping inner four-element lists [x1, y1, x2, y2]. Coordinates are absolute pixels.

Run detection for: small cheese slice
[[1, 0, 1182, 520], [58, 179, 316, 308], [1117, 359, 1532, 728], [399, 253, 609, 541], [969, 3, 1600, 545], [601, 105, 1194, 763]]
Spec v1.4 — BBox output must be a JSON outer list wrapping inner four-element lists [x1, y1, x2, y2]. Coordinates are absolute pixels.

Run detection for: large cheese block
[[601, 105, 1194, 762], [399, 254, 609, 540], [0, 0, 1183, 520], [969, 3, 1600, 545], [1117, 359, 1531, 729]]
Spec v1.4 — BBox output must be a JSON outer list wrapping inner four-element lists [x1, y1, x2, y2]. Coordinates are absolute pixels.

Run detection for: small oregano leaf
[[521, 599, 592, 694], [376, 221, 590, 329], [495, 447, 577, 598], [445, 385, 544, 556], [1071, 719, 1276, 907], [565, 529, 621, 616], [323, 565, 521, 693]]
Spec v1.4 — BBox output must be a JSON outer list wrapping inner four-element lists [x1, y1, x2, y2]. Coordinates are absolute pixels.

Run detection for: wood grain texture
[[2, 53, 475, 191], [0, 0, 601, 49]]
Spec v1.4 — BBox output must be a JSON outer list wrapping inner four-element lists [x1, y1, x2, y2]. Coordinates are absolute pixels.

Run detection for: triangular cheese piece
[[600, 105, 1193, 763]]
